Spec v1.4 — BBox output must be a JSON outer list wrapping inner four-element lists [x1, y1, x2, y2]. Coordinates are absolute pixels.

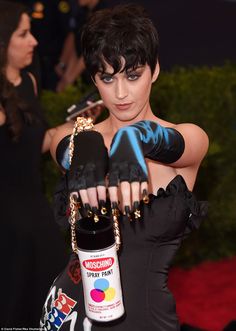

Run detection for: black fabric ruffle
[[149, 175, 208, 236], [184, 191, 208, 236]]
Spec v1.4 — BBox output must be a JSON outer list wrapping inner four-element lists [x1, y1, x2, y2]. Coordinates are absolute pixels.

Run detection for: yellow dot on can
[[104, 287, 116, 301]]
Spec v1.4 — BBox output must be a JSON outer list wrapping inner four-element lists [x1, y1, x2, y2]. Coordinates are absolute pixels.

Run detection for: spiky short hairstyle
[[81, 4, 159, 79]]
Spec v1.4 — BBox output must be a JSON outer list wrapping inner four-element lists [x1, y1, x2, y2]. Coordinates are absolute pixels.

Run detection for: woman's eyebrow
[[126, 65, 144, 72], [98, 71, 114, 76]]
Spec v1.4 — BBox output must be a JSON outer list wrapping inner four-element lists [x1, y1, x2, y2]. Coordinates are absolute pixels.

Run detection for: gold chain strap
[[69, 193, 79, 254], [68, 116, 121, 253], [69, 117, 94, 165], [112, 208, 121, 251], [69, 117, 94, 254]]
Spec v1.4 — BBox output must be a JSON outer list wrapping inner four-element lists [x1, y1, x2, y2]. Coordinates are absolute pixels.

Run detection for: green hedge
[[41, 64, 236, 266]]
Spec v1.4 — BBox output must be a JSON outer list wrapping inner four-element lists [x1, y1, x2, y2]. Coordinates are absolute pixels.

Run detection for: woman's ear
[[152, 61, 160, 83]]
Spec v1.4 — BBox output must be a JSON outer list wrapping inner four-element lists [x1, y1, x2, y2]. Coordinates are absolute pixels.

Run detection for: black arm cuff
[[147, 128, 185, 164], [56, 135, 71, 170]]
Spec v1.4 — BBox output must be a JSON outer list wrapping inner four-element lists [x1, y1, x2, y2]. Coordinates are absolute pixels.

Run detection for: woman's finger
[[97, 185, 107, 215], [79, 189, 92, 215], [97, 185, 106, 202], [130, 181, 141, 220], [86, 187, 99, 222], [87, 187, 99, 209], [120, 181, 131, 217], [108, 186, 118, 207], [130, 179, 140, 203]]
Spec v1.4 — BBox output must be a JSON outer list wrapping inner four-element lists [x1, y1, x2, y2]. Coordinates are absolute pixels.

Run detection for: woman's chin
[[114, 112, 143, 123]]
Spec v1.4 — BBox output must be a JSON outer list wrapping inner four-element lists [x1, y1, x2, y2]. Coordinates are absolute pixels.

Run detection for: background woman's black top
[[0, 71, 68, 327]]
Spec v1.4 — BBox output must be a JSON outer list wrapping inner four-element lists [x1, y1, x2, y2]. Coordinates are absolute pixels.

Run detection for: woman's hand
[[68, 131, 108, 215], [107, 120, 185, 217], [108, 126, 149, 218]]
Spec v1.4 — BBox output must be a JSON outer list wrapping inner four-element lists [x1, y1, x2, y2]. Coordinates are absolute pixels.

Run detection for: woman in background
[[0, 1, 68, 326]]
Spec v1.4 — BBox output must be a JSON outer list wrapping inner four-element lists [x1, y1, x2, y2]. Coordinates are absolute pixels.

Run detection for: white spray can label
[[78, 243, 124, 322]]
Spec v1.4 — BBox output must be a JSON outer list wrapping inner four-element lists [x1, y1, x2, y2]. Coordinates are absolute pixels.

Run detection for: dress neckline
[[149, 174, 189, 199]]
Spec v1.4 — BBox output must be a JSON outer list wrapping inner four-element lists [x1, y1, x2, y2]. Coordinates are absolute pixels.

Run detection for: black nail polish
[[99, 199, 105, 206], [76, 201, 82, 209], [142, 189, 149, 204], [84, 203, 92, 217], [111, 201, 118, 209], [124, 206, 131, 216], [142, 189, 147, 196], [92, 206, 99, 214], [133, 201, 139, 211], [84, 203, 91, 211]]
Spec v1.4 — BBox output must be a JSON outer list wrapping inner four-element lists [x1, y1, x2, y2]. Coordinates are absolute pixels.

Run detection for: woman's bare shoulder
[[175, 122, 209, 167], [175, 122, 209, 144], [152, 116, 209, 168]]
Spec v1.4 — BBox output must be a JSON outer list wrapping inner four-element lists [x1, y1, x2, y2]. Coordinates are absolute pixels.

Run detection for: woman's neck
[[107, 105, 157, 135], [6, 66, 21, 86]]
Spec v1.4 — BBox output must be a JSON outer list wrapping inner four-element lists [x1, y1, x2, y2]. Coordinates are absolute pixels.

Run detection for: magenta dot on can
[[90, 289, 105, 302]]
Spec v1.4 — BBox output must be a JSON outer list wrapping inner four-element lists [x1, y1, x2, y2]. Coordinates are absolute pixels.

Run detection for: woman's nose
[[30, 33, 38, 47], [115, 79, 128, 100]]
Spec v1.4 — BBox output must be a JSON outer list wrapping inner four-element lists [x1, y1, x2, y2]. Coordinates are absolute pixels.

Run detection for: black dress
[[0, 71, 68, 327], [40, 175, 207, 331]]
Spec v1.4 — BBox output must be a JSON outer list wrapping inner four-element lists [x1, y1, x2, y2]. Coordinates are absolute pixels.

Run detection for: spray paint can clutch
[[76, 215, 125, 322]]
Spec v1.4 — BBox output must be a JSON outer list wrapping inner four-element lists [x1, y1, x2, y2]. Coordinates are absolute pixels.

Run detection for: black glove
[[108, 126, 148, 187], [108, 120, 185, 187], [68, 131, 108, 192], [56, 131, 108, 192]]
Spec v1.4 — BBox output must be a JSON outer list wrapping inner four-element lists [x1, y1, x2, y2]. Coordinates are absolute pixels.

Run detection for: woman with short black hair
[[41, 4, 209, 330]]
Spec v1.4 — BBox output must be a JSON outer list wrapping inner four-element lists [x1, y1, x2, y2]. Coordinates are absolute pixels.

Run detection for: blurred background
[[111, 0, 236, 69]]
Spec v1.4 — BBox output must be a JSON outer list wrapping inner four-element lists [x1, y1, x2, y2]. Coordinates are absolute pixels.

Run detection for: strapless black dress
[[40, 175, 207, 330]]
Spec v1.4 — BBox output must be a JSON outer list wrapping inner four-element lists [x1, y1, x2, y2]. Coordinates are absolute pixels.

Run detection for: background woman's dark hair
[[0, 0, 32, 141], [81, 4, 159, 79]]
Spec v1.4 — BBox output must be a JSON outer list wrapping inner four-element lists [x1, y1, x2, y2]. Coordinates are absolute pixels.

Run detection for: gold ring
[[87, 210, 93, 217], [143, 195, 149, 204], [101, 206, 107, 215]]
